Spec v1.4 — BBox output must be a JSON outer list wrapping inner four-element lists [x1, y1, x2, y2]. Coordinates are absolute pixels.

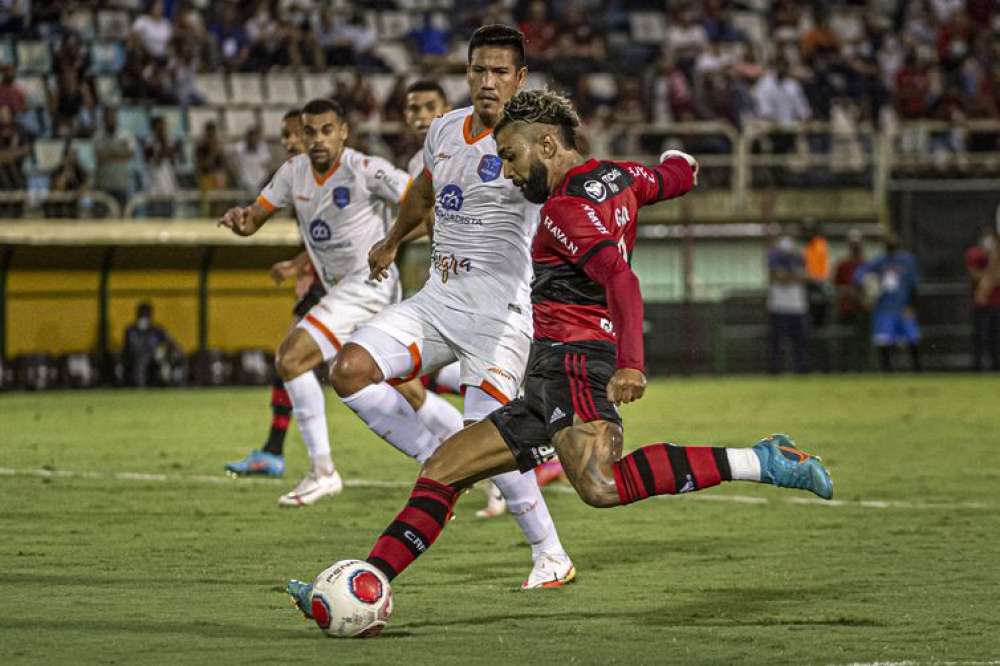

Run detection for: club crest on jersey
[[332, 186, 350, 209], [437, 184, 464, 211], [478, 154, 502, 182], [583, 180, 607, 202], [309, 219, 332, 242]]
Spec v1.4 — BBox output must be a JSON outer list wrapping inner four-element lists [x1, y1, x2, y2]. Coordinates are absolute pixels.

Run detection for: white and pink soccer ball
[[309, 560, 393, 638]]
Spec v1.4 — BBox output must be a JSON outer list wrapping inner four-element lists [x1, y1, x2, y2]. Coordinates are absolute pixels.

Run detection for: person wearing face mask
[[965, 225, 1000, 371], [766, 230, 810, 374], [855, 232, 921, 372], [122, 302, 180, 388]]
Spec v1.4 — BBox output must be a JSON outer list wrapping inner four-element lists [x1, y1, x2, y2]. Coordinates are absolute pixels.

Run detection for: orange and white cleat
[[521, 553, 576, 590]]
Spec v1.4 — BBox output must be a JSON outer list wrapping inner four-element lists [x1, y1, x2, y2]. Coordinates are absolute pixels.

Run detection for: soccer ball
[[309, 560, 393, 638]]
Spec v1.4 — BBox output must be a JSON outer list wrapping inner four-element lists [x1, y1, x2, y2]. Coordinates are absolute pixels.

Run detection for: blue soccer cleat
[[752, 434, 833, 500], [286, 579, 314, 619], [224, 449, 285, 478]]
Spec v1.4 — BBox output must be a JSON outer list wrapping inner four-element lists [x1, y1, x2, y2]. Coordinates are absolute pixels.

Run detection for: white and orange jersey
[[258, 148, 410, 288], [420, 106, 539, 314], [406, 150, 423, 179]]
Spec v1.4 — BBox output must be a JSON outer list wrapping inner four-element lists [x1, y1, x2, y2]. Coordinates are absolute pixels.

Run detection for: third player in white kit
[[329, 25, 575, 589]]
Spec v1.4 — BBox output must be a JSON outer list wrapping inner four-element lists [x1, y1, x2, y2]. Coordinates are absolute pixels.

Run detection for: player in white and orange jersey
[[218, 99, 464, 507], [324, 25, 575, 589]]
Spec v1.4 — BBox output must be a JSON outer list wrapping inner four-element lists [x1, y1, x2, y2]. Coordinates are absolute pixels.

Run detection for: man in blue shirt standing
[[856, 233, 921, 372]]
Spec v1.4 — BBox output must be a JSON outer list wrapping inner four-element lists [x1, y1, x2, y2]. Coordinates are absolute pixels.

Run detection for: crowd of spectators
[[1, 0, 1000, 215]]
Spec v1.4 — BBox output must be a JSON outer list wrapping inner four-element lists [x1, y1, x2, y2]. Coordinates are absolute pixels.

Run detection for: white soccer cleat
[[475, 480, 507, 519], [278, 470, 344, 507], [521, 553, 576, 590]]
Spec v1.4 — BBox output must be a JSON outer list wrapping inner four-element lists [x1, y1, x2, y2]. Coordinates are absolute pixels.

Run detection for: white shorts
[[297, 268, 401, 361], [350, 285, 532, 406]]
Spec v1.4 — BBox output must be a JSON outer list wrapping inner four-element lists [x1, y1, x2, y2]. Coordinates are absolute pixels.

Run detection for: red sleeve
[[966, 247, 985, 270], [624, 157, 694, 207], [539, 197, 617, 266], [580, 245, 645, 371]]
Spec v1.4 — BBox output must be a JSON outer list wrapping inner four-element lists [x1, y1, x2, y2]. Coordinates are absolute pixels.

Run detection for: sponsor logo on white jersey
[[436, 184, 464, 211]]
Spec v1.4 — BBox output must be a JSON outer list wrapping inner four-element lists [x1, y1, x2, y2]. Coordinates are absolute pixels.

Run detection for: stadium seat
[[259, 107, 288, 136], [300, 73, 335, 101], [229, 73, 265, 106], [63, 9, 97, 40], [223, 108, 259, 138], [628, 12, 667, 43], [0, 39, 13, 65], [90, 41, 125, 74], [374, 42, 410, 74], [440, 75, 468, 106], [15, 76, 47, 109], [265, 72, 301, 107], [195, 73, 229, 106], [73, 140, 96, 175], [33, 138, 65, 172], [186, 106, 221, 137], [15, 41, 52, 75], [378, 11, 414, 40], [116, 106, 151, 139], [585, 73, 618, 101], [96, 10, 130, 40], [95, 75, 122, 106], [151, 106, 185, 139], [367, 73, 397, 109]]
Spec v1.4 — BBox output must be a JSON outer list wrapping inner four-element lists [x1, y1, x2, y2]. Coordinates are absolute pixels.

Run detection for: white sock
[[285, 372, 333, 472], [434, 362, 462, 393], [727, 447, 762, 481], [491, 470, 565, 561], [416, 391, 464, 443], [342, 383, 440, 463]]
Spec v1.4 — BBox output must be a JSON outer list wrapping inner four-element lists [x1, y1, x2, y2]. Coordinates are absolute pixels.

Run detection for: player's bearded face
[[302, 112, 348, 172], [519, 158, 551, 204]]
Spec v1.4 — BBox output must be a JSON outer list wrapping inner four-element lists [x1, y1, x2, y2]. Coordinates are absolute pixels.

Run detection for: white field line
[[0, 467, 992, 511], [834, 662, 1000, 666]]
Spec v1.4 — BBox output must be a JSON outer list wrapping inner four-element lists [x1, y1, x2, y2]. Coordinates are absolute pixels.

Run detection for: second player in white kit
[[329, 25, 575, 589]]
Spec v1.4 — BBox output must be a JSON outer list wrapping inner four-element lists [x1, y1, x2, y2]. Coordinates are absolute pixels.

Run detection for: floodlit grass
[[1, 375, 998, 665]]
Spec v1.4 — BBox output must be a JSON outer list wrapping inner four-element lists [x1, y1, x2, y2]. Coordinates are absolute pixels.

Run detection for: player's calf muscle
[[275, 330, 322, 380], [553, 421, 623, 508], [329, 343, 384, 396]]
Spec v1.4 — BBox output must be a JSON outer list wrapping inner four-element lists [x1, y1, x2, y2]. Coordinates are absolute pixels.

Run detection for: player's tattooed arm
[[369, 170, 435, 280], [217, 201, 273, 237]]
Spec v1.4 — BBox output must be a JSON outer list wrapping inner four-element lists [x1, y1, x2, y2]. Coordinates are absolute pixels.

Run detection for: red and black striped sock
[[262, 378, 292, 456], [367, 477, 459, 581], [612, 443, 733, 505]]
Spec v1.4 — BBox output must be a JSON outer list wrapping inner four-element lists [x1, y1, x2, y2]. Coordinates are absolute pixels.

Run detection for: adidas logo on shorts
[[549, 406, 566, 424]]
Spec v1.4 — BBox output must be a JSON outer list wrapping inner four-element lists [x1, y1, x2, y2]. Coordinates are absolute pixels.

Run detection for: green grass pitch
[[1, 375, 999, 665]]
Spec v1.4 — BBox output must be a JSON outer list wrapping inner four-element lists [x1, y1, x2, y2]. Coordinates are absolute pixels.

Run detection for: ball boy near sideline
[[286, 89, 834, 615]]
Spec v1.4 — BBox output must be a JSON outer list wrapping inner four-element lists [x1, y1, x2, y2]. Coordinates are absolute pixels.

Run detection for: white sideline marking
[[0, 467, 992, 511], [835, 662, 1000, 666]]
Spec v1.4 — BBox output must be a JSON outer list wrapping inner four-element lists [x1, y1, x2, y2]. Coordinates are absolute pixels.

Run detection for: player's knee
[[329, 343, 382, 397]]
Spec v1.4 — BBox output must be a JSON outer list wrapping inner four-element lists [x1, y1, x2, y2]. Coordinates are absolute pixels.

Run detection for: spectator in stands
[[0, 63, 26, 119], [44, 139, 88, 219], [232, 125, 271, 193], [195, 120, 230, 217], [0, 105, 28, 218], [94, 108, 136, 211], [122, 302, 181, 388], [894, 50, 933, 119], [120, 40, 176, 104], [245, 5, 305, 70], [211, 4, 250, 71], [407, 13, 452, 69], [169, 44, 204, 107], [667, 4, 709, 79], [767, 231, 810, 374], [53, 32, 91, 82], [0, 0, 26, 34], [753, 58, 811, 185], [337, 71, 377, 121], [333, 10, 388, 71], [173, 0, 212, 66], [833, 229, 869, 371], [966, 225, 1000, 371], [856, 233, 922, 372], [49, 68, 96, 138], [143, 115, 180, 217], [518, 1, 558, 67], [131, 0, 173, 63]]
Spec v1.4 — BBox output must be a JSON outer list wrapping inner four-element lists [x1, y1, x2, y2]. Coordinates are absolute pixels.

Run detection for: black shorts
[[488, 340, 622, 473], [292, 281, 327, 319]]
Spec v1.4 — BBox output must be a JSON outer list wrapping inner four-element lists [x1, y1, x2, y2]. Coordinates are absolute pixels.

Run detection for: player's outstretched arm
[[217, 201, 273, 237], [269, 250, 311, 285], [369, 170, 435, 281]]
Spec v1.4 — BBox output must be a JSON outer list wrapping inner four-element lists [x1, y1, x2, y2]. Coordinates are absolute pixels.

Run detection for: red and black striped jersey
[[531, 156, 694, 368]]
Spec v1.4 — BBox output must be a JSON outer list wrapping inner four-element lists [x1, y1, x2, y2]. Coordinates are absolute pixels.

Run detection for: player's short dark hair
[[468, 24, 525, 69], [301, 98, 346, 121], [494, 89, 581, 150], [405, 80, 447, 103], [282, 108, 301, 121]]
